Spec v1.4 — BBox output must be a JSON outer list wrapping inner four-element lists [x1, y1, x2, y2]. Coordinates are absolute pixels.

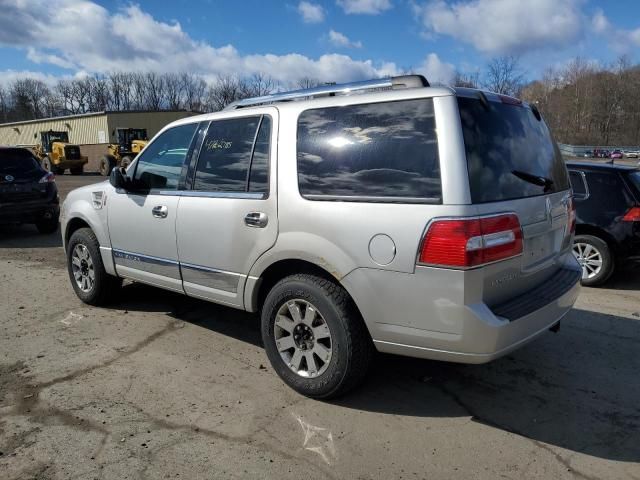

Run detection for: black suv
[[567, 161, 640, 285], [0, 147, 60, 233]]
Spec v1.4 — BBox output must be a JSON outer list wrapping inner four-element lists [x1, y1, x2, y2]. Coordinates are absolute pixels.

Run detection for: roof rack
[[224, 74, 429, 110]]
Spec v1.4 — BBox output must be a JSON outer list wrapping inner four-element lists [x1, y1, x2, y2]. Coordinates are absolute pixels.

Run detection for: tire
[[42, 156, 52, 172], [99, 156, 116, 176], [70, 166, 84, 175], [572, 235, 614, 286], [35, 216, 59, 234], [67, 228, 122, 305], [121, 156, 133, 169], [261, 273, 373, 399]]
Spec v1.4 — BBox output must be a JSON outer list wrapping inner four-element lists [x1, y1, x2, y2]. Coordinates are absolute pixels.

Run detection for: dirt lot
[[1, 175, 639, 480]]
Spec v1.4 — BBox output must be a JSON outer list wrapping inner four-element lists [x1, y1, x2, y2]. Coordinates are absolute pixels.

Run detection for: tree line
[[1, 55, 639, 146]]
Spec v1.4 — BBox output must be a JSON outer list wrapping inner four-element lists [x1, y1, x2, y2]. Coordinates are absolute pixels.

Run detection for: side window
[[296, 99, 441, 201], [248, 117, 271, 193], [568, 170, 587, 199], [134, 123, 198, 190], [585, 172, 633, 210], [193, 115, 271, 195]]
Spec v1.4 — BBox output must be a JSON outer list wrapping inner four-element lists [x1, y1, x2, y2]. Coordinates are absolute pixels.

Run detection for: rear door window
[[193, 115, 270, 195], [297, 99, 441, 202], [458, 96, 569, 203]]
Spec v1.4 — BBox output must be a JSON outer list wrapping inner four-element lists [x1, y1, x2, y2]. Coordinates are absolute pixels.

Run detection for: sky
[[0, 0, 639, 87]]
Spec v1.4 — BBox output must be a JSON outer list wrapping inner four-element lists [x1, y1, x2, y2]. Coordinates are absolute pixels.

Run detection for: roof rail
[[224, 74, 429, 110]]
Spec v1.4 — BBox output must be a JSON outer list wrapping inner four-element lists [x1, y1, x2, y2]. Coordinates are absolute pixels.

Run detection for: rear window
[[0, 149, 41, 175], [626, 171, 640, 199], [297, 99, 441, 202], [458, 97, 569, 203]]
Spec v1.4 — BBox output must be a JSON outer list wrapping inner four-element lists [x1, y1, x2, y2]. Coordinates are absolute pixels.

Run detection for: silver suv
[[61, 75, 581, 398]]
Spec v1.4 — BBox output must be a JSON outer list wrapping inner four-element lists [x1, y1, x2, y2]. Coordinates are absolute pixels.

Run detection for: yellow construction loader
[[99, 128, 148, 176], [33, 131, 88, 175]]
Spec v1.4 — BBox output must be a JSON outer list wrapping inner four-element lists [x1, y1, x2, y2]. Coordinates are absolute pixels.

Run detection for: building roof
[[0, 109, 196, 128]]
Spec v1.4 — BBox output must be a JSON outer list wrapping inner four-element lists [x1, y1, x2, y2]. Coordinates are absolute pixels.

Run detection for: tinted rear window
[[0, 149, 41, 175], [297, 99, 441, 202], [458, 97, 569, 203], [627, 171, 640, 195]]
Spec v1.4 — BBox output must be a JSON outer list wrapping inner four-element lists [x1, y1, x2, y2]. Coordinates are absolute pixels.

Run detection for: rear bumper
[[341, 259, 581, 364]]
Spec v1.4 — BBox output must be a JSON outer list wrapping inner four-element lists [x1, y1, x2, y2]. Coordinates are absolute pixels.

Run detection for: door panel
[[176, 110, 278, 307], [108, 192, 182, 292], [177, 194, 277, 306]]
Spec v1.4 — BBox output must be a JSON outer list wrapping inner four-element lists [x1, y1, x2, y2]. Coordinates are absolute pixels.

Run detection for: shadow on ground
[[0, 224, 62, 249], [107, 284, 640, 464]]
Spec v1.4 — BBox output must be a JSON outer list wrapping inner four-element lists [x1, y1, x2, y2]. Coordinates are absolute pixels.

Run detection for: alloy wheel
[[274, 299, 332, 378], [71, 244, 95, 292], [573, 242, 603, 280]]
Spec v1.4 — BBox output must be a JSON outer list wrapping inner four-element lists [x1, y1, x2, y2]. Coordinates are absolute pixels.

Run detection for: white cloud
[[415, 53, 455, 85], [591, 9, 610, 34], [337, 0, 392, 15], [590, 10, 640, 53], [0, 1, 399, 85], [414, 0, 584, 54], [328, 30, 363, 48], [297, 1, 325, 23], [0, 70, 64, 87]]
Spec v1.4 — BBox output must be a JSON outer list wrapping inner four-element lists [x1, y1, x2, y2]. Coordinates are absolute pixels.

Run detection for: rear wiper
[[511, 170, 554, 191]]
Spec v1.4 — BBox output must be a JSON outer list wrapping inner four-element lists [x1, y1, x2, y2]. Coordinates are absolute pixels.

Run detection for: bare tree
[[205, 75, 250, 111], [453, 71, 480, 88], [483, 56, 524, 96], [180, 73, 207, 112], [164, 73, 183, 110]]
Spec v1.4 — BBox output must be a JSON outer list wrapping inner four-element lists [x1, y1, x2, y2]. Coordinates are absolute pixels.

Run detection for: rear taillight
[[568, 196, 576, 233], [39, 172, 55, 183], [418, 214, 523, 268], [622, 206, 640, 222]]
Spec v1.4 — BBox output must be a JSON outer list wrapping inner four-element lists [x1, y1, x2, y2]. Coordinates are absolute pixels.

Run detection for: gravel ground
[[1, 174, 639, 480]]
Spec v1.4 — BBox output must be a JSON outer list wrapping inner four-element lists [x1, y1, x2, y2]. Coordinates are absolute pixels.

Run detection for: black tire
[[70, 166, 83, 175], [573, 234, 614, 286], [121, 156, 133, 169], [261, 273, 373, 399], [99, 156, 116, 176], [35, 216, 59, 234], [42, 156, 52, 172], [67, 228, 122, 305]]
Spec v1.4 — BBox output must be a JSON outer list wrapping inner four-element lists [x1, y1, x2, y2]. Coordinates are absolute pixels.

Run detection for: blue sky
[[0, 0, 639, 86]]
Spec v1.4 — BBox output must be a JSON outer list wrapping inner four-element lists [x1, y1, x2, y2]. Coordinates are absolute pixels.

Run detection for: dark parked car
[[0, 147, 60, 233], [567, 161, 640, 285]]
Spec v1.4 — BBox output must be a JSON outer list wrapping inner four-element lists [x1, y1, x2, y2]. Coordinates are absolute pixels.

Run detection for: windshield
[[458, 96, 569, 203], [0, 149, 42, 176], [48, 132, 69, 143]]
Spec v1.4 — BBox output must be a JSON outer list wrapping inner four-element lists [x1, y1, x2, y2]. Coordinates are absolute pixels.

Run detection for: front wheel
[[261, 273, 373, 399], [42, 156, 52, 172], [67, 228, 122, 305], [572, 235, 614, 286], [99, 156, 116, 176]]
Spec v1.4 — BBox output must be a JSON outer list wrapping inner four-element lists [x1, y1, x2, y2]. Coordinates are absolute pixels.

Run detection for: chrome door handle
[[244, 212, 268, 228], [152, 205, 168, 218]]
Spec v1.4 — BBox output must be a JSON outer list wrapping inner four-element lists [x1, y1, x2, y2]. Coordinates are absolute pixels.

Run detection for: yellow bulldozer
[[33, 130, 88, 175], [99, 128, 148, 176]]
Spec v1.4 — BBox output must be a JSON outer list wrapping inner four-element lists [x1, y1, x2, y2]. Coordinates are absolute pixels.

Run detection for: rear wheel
[[261, 273, 373, 399], [67, 228, 122, 305], [35, 216, 59, 234], [99, 156, 116, 176], [573, 235, 614, 286]]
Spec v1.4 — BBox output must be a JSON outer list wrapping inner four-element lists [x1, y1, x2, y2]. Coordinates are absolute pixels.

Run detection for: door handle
[[244, 212, 268, 228], [152, 205, 168, 218]]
